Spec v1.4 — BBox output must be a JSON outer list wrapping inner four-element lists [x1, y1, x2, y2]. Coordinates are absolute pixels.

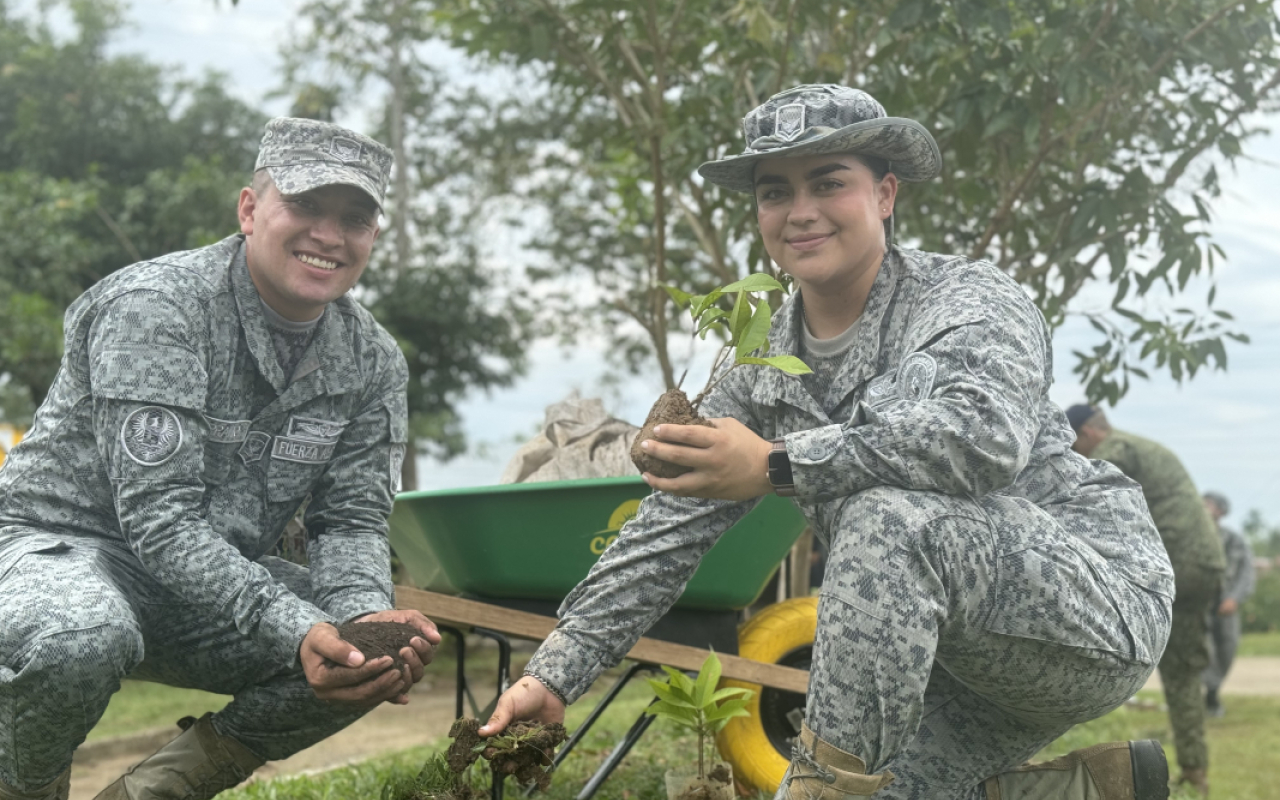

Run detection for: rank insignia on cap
[[121, 406, 183, 466], [775, 104, 806, 142], [330, 136, 364, 163], [898, 353, 938, 402]]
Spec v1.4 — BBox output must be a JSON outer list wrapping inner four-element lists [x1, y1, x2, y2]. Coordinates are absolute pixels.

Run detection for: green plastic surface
[[388, 476, 807, 611]]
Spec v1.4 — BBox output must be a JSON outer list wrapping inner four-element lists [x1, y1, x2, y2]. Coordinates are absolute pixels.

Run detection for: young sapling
[[643, 651, 754, 786], [631, 274, 811, 478]]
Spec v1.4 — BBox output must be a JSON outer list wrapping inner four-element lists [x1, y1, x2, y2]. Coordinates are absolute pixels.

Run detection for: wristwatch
[[767, 437, 796, 497]]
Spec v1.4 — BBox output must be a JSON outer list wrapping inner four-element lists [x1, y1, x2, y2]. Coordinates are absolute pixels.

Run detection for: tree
[[433, 0, 1278, 403], [278, 0, 531, 487], [0, 0, 263, 421]]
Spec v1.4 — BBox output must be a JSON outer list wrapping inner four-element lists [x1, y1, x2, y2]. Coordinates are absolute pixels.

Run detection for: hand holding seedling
[[479, 675, 566, 736], [640, 418, 775, 500], [300, 610, 440, 707], [631, 274, 809, 482]]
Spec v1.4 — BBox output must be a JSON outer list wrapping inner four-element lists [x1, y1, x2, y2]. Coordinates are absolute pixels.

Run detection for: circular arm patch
[[120, 406, 184, 466]]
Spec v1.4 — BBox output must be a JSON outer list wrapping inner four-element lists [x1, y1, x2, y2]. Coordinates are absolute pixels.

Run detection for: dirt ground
[[68, 657, 1280, 799]]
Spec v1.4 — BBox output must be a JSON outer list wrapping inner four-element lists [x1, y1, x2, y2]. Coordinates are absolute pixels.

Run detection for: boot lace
[[783, 740, 837, 800]]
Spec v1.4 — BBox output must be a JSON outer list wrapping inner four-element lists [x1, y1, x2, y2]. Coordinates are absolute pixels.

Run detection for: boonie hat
[[255, 117, 394, 209], [698, 84, 942, 194]]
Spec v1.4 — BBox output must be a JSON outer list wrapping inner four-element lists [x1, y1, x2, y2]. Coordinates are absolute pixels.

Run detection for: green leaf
[[739, 355, 813, 375], [710, 686, 753, 702], [727, 290, 751, 344], [736, 300, 771, 358], [663, 285, 693, 308], [691, 290, 725, 321], [644, 700, 699, 726], [694, 652, 723, 707], [720, 273, 785, 294]]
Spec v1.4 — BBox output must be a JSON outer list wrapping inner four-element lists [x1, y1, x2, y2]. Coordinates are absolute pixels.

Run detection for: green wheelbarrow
[[388, 475, 815, 794]]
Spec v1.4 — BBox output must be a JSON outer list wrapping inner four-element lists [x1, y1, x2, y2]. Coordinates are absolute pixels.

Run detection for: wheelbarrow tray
[[389, 475, 806, 611]]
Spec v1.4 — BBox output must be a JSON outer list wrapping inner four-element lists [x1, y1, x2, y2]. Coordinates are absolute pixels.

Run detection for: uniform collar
[[229, 236, 360, 398]]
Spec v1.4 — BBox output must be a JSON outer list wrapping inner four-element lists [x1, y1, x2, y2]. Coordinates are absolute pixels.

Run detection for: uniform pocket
[[266, 441, 331, 502], [981, 541, 1137, 661]]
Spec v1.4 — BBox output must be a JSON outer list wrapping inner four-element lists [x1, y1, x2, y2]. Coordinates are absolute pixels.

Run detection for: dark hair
[[853, 154, 891, 180]]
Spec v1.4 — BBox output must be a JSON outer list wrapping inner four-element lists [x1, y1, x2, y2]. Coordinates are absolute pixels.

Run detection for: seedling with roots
[[644, 651, 754, 781], [631, 274, 811, 478]]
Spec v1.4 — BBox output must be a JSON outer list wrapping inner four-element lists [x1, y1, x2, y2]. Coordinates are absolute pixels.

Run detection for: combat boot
[[0, 769, 69, 800], [774, 724, 895, 799], [94, 714, 264, 800], [1177, 768, 1209, 797], [984, 740, 1169, 800]]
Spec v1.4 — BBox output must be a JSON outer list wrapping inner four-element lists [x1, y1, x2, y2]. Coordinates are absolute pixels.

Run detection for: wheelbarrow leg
[[436, 625, 473, 720], [471, 627, 513, 719], [575, 702, 659, 800]]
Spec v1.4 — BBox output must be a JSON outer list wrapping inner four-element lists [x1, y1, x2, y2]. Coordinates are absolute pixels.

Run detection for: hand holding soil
[[640, 418, 775, 501], [479, 675, 566, 737], [300, 614, 439, 708]]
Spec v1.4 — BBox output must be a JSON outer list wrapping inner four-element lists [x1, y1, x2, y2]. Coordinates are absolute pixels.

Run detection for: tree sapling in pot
[[644, 652, 754, 800], [631, 274, 810, 478]]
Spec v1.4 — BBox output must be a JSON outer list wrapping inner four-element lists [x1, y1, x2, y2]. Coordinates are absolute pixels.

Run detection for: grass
[[90, 635, 1280, 799], [1236, 630, 1280, 657]]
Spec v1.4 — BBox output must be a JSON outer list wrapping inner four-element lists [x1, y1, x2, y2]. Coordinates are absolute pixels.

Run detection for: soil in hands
[[446, 718, 569, 791], [335, 621, 425, 670], [630, 388, 713, 479]]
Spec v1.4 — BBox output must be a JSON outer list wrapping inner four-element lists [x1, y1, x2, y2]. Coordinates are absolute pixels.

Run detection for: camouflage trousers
[[0, 528, 368, 792], [804, 487, 1171, 800], [1159, 570, 1219, 773]]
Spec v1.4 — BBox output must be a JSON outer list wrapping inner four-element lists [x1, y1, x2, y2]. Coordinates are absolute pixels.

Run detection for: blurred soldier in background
[[1068, 404, 1224, 797], [1201, 491, 1255, 718]]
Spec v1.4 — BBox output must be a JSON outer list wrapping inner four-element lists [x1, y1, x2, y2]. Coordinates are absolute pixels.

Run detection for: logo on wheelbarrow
[[588, 499, 642, 555]]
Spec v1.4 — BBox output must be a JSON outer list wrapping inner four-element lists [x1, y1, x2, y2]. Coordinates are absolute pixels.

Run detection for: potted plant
[[631, 274, 810, 478], [645, 652, 755, 800]]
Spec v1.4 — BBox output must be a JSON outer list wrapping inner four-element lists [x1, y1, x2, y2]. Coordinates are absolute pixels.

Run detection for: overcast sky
[[24, 0, 1279, 522]]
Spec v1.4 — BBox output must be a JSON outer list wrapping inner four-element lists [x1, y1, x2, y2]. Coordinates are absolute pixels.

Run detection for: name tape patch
[[272, 435, 336, 464], [206, 416, 251, 444]]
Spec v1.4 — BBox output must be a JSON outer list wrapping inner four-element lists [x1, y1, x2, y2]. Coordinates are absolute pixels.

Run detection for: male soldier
[[0, 118, 441, 800], [1068, 405, 1224, 796], [1201, 491, 1255, 718]]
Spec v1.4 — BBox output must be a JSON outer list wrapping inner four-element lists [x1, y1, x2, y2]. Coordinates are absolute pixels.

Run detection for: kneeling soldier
[[0, 117, 439, 800]]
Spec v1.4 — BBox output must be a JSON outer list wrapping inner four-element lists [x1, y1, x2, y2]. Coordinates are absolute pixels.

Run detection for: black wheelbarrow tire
[[716, 596, 818, 793]]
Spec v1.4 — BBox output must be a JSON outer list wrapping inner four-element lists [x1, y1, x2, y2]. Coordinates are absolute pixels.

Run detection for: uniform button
[[807, 446, 826, 460]]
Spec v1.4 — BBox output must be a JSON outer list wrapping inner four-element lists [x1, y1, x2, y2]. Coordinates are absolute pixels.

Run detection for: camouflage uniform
[[1204, 522, 1254, 700], [1091, 430, 1224, 775], [526, 248, 1174, 799], [0, 235, 408, 791]]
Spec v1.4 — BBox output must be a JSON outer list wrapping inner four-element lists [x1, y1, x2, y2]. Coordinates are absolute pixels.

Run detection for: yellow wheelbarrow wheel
[[716, 596, 817, 793]]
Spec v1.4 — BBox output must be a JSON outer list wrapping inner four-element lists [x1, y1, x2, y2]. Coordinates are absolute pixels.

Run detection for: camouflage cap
[[254, 117, 393, 209], [698, 84, 942, 194]]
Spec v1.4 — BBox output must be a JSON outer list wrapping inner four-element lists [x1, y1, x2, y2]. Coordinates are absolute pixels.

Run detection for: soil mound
[[446, 718, 568, 791], [335, 621, 424, 670], [630, 389, 712, 479]]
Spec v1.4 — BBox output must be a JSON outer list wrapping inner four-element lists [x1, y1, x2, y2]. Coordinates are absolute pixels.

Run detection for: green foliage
[[0, 0, 263, 422], [644, 653, 753, 779], [1241, 569, 1280, 635], [432, 0, 1278, 401], [666, 273, 809, 407]]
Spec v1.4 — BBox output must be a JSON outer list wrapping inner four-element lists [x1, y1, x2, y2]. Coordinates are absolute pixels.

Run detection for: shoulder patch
[[240, 431, 272, 464], [898, 352, 938, 402], [121, 406, 184, 465]]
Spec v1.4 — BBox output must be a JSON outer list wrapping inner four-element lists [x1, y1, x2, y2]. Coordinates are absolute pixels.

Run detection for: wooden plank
[[396, 586, 809, 694]]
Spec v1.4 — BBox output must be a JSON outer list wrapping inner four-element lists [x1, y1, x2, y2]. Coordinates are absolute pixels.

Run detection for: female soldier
[[480, 85, 1173, 800]]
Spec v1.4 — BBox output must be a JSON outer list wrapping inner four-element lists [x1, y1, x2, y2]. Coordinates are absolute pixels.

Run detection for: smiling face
[[753, 154, 896, 297], [237, 177, 381, 321]]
